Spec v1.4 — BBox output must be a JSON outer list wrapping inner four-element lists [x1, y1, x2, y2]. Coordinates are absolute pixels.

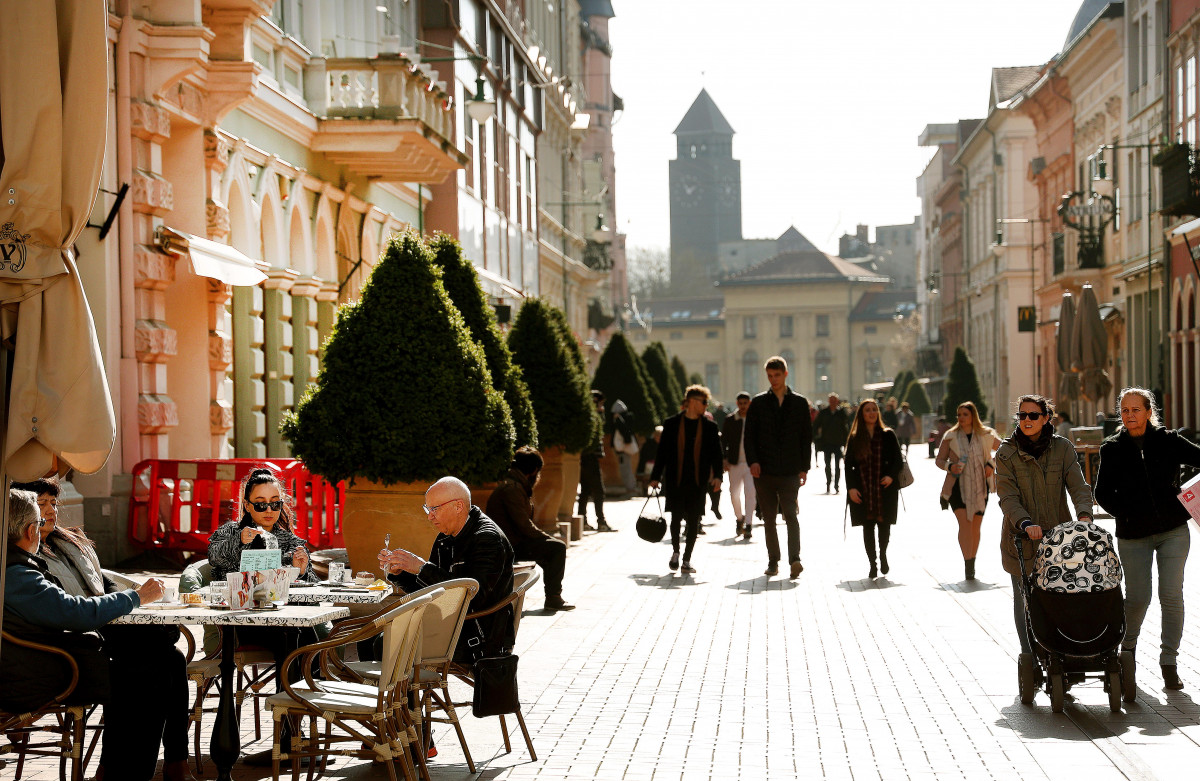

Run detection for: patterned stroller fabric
[[1033, 521, 1122, 593]]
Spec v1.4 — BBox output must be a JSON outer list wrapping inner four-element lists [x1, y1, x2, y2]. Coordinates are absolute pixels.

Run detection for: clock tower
[[669, 89, 742, 293]]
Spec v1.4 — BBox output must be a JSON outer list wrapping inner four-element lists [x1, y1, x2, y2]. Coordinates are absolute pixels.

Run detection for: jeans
[[578, 453, 605, 524], [1010, 573, 1033, 654], [670, 489, 706, 562], [1118, 524, 1191, 665], [513, 536, 568, 597], [755, 473, 802, 564], [727, 462, 757, 525], [821, 447, 842, 490]]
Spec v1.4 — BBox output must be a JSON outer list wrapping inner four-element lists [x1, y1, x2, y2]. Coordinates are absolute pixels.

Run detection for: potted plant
[[593, 332, 666, 438], [281, 230, 515, 571], [670, 355, 690, 396], [546, 305, 593, 522], [508, 299, 599, 525]]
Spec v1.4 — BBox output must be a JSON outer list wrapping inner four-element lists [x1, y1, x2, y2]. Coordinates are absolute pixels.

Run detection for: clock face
[[718, 175, 739, 206], [675, 174, 703, 208]]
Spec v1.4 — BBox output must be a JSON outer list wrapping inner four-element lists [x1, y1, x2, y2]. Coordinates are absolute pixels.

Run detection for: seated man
[[378, 477, 515, 662], [2, 489, 168, 780], [486, 447, 575, 612]]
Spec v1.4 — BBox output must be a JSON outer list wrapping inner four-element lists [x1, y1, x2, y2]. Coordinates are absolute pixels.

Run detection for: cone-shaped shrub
[[508, 299, 599, 453], [430, 233, 537, 448], [889, 370, 915, 405], [642, 342, 683, 410], [943, 346, 988, 420], [544, 305, 602, 450], [903, 380, 933, 415], [281, 230, 515, 485], [670, 355, 689, 395], [593, 332, 665, 436]]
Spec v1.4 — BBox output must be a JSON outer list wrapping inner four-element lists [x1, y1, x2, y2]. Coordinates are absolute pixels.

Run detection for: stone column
[[290, 276, 323, 401], [263, 269, 298, 456], [208, 280, 234, 458], [231, 284, 267, 458]]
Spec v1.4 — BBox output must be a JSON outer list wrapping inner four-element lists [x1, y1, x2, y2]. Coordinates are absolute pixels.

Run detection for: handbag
[[635, 490, 667, 543], [472, 653, 520, 717], [898, 460, 914, 489]]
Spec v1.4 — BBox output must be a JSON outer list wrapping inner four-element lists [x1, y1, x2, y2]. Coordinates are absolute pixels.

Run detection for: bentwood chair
[[0, 630, 100, 781], [266, 592, 437, 781]]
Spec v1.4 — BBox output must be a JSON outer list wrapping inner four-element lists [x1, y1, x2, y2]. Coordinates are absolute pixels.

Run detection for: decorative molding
[[204, 128, 231, 173], [290, 275, 323, 298], [209, 400, 234, 435], [263, 267, 298, 292], [315, 281, 339, 303], [208, 332, 233, 370], [134, 319, 178, 362], [131, 170, 174, 215], [138, 394, 179, 434], [130, 100, 172, 143], [206, 198, 230, 240], [133, 245, 177, 290]]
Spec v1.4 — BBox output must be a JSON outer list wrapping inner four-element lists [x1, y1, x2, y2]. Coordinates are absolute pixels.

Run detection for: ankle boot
[[1163, 665, 1184, 690], [965, 558, 976, 580]]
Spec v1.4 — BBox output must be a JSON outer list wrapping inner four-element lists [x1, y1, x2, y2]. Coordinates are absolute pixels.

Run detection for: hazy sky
[[608, 0, 1090, 256]]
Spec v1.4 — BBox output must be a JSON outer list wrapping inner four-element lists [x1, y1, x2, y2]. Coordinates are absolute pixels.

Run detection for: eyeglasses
[[249, 500, 283, 512], [423, 499, 459, 515], [1015, 411, 1045, 421], [36, 518, 47, 528]]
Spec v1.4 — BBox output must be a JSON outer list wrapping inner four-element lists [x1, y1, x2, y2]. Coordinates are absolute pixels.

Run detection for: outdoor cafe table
[[110, 603, 350, 781], [284, 582, 391, 605]]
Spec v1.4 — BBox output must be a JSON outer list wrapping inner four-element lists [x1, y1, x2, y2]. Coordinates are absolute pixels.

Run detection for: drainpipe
[[115, 10, 138, 472]]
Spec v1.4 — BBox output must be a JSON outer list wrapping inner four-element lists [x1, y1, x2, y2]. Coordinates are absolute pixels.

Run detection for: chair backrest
[[511, 568, 541, 638], [417, 578, 479, 666], [377, 591, 438, 697]]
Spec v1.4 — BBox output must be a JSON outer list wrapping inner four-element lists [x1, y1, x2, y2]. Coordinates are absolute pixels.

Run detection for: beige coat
[[934, 428, 1001, 517]]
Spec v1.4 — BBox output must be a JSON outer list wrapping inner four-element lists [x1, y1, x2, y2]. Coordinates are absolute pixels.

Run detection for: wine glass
[[381, 533, 391, 580]]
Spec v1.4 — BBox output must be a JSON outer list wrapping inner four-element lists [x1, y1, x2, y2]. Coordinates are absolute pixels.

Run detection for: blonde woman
[[936, 401, 1002, 580]]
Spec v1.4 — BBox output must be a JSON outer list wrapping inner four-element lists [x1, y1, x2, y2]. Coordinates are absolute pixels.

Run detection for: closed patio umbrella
[[0, 0, 114, 655], [1072, 283, 1112, 403], [1056, 292, 1080, 404]]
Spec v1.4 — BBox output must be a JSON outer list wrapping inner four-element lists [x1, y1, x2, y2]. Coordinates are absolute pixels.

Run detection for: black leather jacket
[[1095, 426, 1200, 539]]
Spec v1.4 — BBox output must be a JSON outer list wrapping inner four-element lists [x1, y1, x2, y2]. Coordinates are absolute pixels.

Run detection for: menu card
[[240, 549, 282, 572]]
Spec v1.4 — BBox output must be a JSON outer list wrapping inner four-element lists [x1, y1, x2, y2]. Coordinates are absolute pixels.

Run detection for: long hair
[[239, 467, 295, 532], [9, 476, 94, 551], [845, 399, 889, 461], [1116, 386, 1162, 429], [946, 401, 995, 439]]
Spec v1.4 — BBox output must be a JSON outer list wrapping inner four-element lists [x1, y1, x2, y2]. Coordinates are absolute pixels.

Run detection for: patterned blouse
[[207, 517, 318, 583]]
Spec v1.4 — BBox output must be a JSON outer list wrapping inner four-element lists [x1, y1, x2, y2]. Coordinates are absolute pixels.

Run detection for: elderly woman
[[936, 401, 1002, 580], [994, 395, 1094, 657], [9, 479, 193, 781], [1094, 387, 1200, 691]]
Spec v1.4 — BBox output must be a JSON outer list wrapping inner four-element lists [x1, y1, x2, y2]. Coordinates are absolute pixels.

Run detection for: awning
[[158, 227, 267, 287], [1171, 216, 1200, 237], [475, 266, 525, 300]]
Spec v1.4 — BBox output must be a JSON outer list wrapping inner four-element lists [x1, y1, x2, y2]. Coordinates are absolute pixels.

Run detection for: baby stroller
[[1014, 520, 1132, 712]]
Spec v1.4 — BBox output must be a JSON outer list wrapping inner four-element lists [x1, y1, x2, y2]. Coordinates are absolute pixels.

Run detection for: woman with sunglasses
[[208, 467, 316, 583], [935, 401, 1002, 580], [994, 394, 1094, 657], [1094, 387, 1200, 691]]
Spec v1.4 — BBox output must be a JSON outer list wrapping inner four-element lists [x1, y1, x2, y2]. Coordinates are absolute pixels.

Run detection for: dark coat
[[844, 429, 904, 526], [392, 506, 515, 661], [487, 468, 551, 546], [813, 406, 851, 450], [722, 414, 746, 464], [1094, 425, 1200, 539], [743, 387, 813, 476], [651, 412, 724, 513]]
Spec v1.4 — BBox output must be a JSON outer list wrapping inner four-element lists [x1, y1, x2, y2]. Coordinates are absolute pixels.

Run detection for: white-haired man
[[378, 477, 516, 661]]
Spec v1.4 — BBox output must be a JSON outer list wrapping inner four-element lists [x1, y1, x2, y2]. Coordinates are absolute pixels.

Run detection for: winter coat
[[392, 506, 515, 661], [743, 387, 813, 476], [813, 406, 851, 450], [722, 413, 747, 464], [995, 433, 1094, 576], [487, 468, 552, 546], [844, 428, 904, 526], [651, 411, 724, 513], [1094, 425, 1200, 540]]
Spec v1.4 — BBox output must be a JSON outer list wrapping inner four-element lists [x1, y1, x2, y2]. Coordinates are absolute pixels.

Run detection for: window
[[669, 331, 683, 340], [743, 316, 757, 339], [779, 315, 794, 338], [815, 349, 832, 395], [816, 314, 830, 337], [864, 325, 877, 334], [705, 363, 720, 397], [742, 350, 759, 394], [706, 330, 719, 339], [1053, 232, 1065, 276], [1188, 56, 1196, 145], [780, 350, 795, 374]]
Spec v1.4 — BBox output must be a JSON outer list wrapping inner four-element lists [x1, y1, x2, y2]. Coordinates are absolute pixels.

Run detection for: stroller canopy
[[1034, 521, 1122, 593]]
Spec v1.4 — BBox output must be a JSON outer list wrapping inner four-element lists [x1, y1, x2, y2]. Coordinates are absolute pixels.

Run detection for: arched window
[[815, 349, 832, 395], [780, 350, 796, 382], [742, 350, 759, 395]]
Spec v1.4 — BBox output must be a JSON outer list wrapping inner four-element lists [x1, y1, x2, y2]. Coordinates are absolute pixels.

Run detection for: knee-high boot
[[862, 523, 878, 578], [878, 522, 891, 575]]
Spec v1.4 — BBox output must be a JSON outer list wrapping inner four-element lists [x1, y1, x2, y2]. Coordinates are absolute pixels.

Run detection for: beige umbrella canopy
[[0, 0, 115, 655], [1056, 292, 1080, 404], [1071, 283, 1112, 403]]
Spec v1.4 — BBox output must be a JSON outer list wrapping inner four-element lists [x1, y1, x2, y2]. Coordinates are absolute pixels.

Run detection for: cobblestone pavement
[[8, 454, 1200, 779]]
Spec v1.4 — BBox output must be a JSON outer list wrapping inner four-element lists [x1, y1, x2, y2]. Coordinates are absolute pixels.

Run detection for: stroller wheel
[[1018, 653, 1037, 705], [1049, 672, 1066, 713], [1107, 669, 1122, 712], [1121, 650, 1137, 703]]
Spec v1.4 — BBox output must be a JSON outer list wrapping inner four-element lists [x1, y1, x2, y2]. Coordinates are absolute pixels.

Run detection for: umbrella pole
[[0, 344, 10, 663]]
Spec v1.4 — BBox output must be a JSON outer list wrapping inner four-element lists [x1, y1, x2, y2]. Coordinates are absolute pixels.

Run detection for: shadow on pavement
[[835, 578, 904, 591], [937, 580, 1002, 593], [724, 577, 798, 594], [993, 699, 1095, 740], [629, 573, 704, 589]]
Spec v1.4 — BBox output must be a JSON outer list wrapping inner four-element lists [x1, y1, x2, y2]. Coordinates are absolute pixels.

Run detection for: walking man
[[744, 356, 812, 578], [813, 393, 851, 493], [650, 385, 723, 574], [722, 392, 757, 539], [578, 390, 613, 532]]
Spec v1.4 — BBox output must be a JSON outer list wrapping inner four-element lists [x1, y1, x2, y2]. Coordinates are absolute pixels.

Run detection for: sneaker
[[680, 561, 696, 574], [790, 561, 804, 578], [764, 563, 778, 576], [669, 552, 680, 571]]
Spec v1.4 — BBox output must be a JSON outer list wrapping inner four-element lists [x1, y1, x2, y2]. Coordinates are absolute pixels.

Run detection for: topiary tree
[[508, 299, 599, 453], [903, 379, 932, 415], [593, 332, 665, 436], [281, 230, 515, 485], [890, 370, 915, 405], [430, 233, 537, 448], [670, 355, 689, 395], [688, 372, 704, 386], [942, 346, 988, 420], [642, 342, 683, 411]]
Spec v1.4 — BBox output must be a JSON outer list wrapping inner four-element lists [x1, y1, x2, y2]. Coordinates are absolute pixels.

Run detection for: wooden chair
[[0, 630, 100, 781], [266, 592, 437, 781]]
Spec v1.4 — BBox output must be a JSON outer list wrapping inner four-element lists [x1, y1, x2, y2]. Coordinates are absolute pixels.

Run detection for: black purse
[[635, 490, 667, 543], [472, 653, 520, 717]]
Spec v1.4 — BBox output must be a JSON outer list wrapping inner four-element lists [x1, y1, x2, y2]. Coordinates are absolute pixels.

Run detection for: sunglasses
[[1015, 411, 1046, 421], [249, 500, 283, 512]]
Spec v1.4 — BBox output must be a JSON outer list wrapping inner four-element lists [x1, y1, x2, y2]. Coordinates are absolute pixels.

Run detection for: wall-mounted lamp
[[466, 76, 496, 124], [591, 213, 610, 244]]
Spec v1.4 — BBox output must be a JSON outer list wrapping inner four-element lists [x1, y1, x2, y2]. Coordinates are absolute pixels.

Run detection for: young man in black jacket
[[744, 356, 812, 579]]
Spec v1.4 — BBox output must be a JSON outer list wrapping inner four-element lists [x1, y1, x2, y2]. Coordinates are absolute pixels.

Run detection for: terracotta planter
[[600, 444, 622, 493], [532, 446, 564, 529], [558, 451, 581, 519], [341, 479, 433, 575]]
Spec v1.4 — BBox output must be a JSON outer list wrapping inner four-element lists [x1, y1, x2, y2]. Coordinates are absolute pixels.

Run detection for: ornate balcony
[[305, 53, 468, 184]]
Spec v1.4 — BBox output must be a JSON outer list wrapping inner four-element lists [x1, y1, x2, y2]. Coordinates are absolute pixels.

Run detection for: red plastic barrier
[[128, 459, 344, 553]]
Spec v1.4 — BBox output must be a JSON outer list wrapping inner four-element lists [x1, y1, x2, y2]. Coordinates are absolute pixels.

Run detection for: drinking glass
[[381, 533, 391, 579], [329, 562, 345, 584], [207, 582, 229, 607]]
